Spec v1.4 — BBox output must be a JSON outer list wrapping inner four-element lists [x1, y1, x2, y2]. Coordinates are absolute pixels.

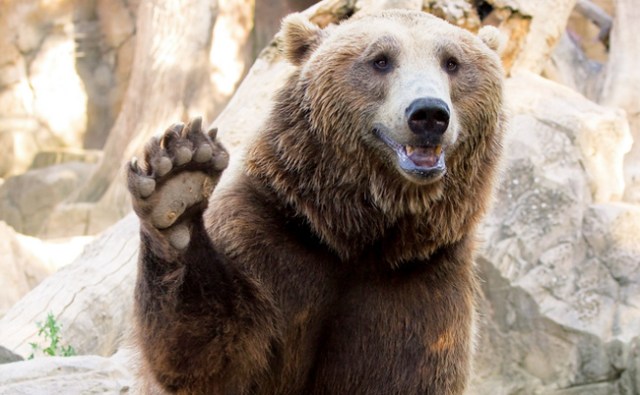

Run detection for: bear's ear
[[281, 13, 324, 66], [477, 25, 503, 53]]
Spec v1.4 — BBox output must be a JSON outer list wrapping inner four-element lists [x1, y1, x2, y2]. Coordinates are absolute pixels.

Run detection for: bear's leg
[[127, 118, 277, 393]]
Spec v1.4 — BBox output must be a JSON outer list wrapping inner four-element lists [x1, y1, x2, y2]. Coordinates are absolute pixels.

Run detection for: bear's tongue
[[405, 145, 442, 168]]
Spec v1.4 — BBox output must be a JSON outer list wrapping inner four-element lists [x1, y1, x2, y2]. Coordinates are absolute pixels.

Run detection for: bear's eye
[[372, 55, 391, 72], [445, 57, 459, 74]]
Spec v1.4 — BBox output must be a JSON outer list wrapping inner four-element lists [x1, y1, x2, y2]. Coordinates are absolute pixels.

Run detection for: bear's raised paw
[[127, 117, 229, 250]]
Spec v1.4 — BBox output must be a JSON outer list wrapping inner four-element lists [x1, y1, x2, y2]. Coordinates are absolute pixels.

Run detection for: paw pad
[[126, 116, 229, 250]]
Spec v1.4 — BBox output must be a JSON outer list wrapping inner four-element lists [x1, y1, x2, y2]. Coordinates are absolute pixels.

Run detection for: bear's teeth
[[406, 145, 415, 155], [405, 145, 442, 157]]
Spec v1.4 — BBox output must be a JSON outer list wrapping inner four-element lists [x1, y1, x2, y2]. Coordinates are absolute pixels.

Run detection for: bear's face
[[281, 10, 503, 186]]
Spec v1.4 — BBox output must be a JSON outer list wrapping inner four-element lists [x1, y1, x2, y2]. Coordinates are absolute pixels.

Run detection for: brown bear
[[127, 9, 505, 395]]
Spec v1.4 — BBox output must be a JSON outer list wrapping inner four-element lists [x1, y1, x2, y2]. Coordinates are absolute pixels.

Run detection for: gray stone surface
[[482, 71, 638, 343], [0, 352, 132, 395], [0, 346, 23, 365], [471, 71, 640, 393], [0, 222, 52, 317], [506, 71, 631, 203], [471, 256, 639, 394], [0, 162, 95, 236]]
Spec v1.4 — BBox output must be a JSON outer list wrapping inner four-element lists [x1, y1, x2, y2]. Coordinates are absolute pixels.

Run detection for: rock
[[355, 0, 422, 13], [422, 0, 481, 30], [621, 337, 640, 393], [213, 59, 295, 158], [0, 222, 52, 317], [0, 162, 95, 236], [472, 71, 640, 393], [485, 72, 636, 342], [39, 203, 94, 239], [0, 220, 92, 317], [0, 214, 138, 358], [506, 71, 631, 203], [0, 219, 92, 317], [506, 72, 632, 202], [582, 203, 640, 342], [14, 234, 94, 274], [543, 32, 604, 100], [253, 0, 317, 60], [471, 257, 635, 394], [0, 346, 23, 365], [0, 351, 132, 394], [29, 149, 103, 170], [96, 0, 136, 49], [493, 0, 578, 74]]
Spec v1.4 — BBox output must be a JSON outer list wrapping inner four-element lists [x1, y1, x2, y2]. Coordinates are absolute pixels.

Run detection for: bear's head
[[248, 9, 505, 259], [280, 9, 503, 187]]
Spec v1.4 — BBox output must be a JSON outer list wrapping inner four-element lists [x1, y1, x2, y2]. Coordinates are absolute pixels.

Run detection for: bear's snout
[[406, 97, 450, 137]]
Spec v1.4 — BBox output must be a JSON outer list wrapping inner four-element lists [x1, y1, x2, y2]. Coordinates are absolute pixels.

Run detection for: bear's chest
[[262, 260, 474, 395]]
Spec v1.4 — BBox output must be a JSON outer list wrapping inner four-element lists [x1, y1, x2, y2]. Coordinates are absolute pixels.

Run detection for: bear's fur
[[128, 9, 505, 395]]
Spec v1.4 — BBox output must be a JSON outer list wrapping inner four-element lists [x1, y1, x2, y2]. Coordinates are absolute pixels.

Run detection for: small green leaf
[[29, 312, 76, 359]]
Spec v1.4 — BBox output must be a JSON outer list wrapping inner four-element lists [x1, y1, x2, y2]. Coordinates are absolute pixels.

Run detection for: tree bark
[[253, 0, 317, 59], [74, 0, 138, 150]]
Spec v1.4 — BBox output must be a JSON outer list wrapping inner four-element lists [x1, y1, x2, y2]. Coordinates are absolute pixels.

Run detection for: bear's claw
[[127, 117, 229, 249]]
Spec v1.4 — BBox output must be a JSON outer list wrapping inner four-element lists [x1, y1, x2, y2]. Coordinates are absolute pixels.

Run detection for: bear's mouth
[[373, 127, 446, 181]]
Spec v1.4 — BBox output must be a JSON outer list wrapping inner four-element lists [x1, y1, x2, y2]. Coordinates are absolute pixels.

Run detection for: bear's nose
[[406, 98, 450, 136]]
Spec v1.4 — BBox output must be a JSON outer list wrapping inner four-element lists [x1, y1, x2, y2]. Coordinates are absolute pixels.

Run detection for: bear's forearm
[[134, 218, 280, 392], [136, 220, 234, 319]]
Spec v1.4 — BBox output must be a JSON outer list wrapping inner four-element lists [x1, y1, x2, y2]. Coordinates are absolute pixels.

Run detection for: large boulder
[[0, 346, 23, 365], [0, 222, 51, 317], [471, 257, 640, 394], [0, 220, 92, 317], [0, 214, 138, 358], [0, 221, 73, 318], [484, 71, 635, 341], [506, 71, 631, 203], [0, 162, 95, 237], [470, 71, 640, 393]]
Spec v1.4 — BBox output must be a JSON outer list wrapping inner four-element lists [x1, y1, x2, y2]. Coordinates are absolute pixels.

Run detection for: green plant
[[28, 312, 76, 359]]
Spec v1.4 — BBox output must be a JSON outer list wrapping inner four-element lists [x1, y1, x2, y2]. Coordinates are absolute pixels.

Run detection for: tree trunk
[[598, 0, 640, 203], [253, 0, 317, 59], [74, 0, 138, 150]]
